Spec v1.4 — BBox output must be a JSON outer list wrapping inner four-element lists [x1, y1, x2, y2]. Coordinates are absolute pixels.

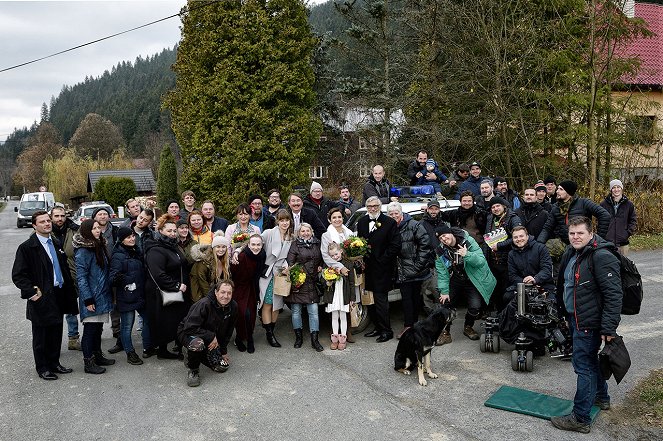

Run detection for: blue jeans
[[119, 309, 151, 353], [66, 314, 79, 338], [291, 303, 319, 332], [569, 317, 609, 424]]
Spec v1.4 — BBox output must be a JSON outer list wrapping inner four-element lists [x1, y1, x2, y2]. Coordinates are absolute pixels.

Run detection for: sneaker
[[187, 369, 200, 387], [463, 326, 479, 340], [436, 330, 452, 346], [212, 359, 229, 373], [68, 337, 81, 351], [550, 414, 590, 434], [127, 351, 143, 365], [594, 399, 610, 410], [142, 348, 157, 359]]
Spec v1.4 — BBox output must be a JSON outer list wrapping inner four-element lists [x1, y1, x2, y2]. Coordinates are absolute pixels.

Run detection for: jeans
[[66, 314, 79, 338], [569, 317, 609, 424], [81, 322, 103, 359], [119, 309, 151, 353], [291, 303, 319, 332]]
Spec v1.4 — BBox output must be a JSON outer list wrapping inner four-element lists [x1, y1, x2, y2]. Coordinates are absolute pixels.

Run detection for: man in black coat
[[599, 179, 637, 255], [551, 217, 622, 434], [287, 192, 325, 239], [357, 196, 402, 342], [515, 188, 549, 239], [12, 211, 79, 380], [362, 165, 392, 205], [178, 280, 237, 387]]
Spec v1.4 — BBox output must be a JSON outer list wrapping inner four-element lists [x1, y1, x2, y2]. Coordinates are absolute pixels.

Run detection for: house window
[[319, 136, 328, 142], [359, 163, 372, 178], [358, 136, 368, 150], [309, 166, 328, 179]]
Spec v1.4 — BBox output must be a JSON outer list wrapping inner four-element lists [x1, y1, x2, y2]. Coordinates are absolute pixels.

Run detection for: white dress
[[325, 277, 349, 313]]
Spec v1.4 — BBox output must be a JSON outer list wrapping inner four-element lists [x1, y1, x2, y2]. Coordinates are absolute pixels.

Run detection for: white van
[[15, 192, 56, 228]]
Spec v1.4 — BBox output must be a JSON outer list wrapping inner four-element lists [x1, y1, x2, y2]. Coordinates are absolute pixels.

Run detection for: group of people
[[12, 158, 635, 431]]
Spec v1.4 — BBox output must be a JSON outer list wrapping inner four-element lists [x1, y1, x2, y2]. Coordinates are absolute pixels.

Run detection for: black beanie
[[435, 224, 453, 236], [176, 219, 188, 227], [91, 206, 111, 219], [559, 180, 578, 196], [488, 196, 508, 208], [543, 176, 556, 185], [117, 227, 134, 243]]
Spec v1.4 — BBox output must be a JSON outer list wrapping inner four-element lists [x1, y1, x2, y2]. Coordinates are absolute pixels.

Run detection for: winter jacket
[[515, 202, 549, 239], [395, 214, 433, 282], [190, 227, 213, 246], [74, 235, 113, 320], [407, 160, 447, 185], [286, 237, 323, 304], [420, 212, 446, 249], [322, 257, 355, 306], [177, 291, 237, 356], [599, 195, 637, 246], [499, 189, 521, 210], [456, 175, 484, 198], [556, 235, 622, 336], [362, 175, 392, 204], [356, 213, 401, 293], [435, 229, 496, 303], [12, 233, 78, 326], [484, 209, 522, 265], [303, 195, 340, 229], [338, 197, 362, 220], [507, 236, 555, 293], [109, 244, 146, 313], [188, 243, 215, 302], [208, 216, 229, 234], [52, 219, 79, 287], [537, 195, 611, 244], [249, 211, 275, 233], [439, 205, 488, 247]]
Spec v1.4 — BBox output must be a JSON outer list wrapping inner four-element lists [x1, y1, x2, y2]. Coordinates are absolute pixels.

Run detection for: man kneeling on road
[[551, 216, 622, 434], [177, 279, 237, 387]]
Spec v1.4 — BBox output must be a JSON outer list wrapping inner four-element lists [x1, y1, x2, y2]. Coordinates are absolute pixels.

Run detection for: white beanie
[[609, 179, 623, 190], [310, 181, 323, 193], [212, 235, 230, 249]]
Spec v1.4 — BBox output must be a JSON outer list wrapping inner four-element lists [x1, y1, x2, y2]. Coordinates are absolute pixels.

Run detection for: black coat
[[362, 175, 391, 204], [12, 233, 78, 326], [485, 209, 522, 265], [395, 214, 433, 282], [357, 213, 401, 292], [556, 235, 622, 336], [599, 195, 637, 246], [507, 236, 555, 292], [538, 196, 611, 244], [286, 238, 323, 304], [110, 244, 146, 313], [420, 213, 445, 249], [303, 195, 339, 229], [177, 292, 237, 356], [288, 207, 326, 239], [439, 205, 488, 247], [515, 202, 549, 239]]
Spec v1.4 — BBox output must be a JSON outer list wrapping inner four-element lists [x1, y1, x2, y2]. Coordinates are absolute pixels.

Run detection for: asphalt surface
[[0, 200, 661, 440]]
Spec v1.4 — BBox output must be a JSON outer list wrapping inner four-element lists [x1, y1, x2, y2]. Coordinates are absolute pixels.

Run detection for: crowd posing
[[12, 150, 636, 434]]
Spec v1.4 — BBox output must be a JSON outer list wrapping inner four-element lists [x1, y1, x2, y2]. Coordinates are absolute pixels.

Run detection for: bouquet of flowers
[[289, 264, 307, 289], [342, 236, 370, 261], [231, 232, 251, 246], [322, 267, 341, 286]]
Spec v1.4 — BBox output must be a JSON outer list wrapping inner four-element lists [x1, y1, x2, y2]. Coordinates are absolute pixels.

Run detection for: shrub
[[93, 176, 136, 212]]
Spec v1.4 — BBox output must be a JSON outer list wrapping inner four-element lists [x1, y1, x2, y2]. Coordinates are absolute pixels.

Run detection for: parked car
[[72, 202, 117, 225], [335, 197, 461, 332], [14, 191, 55, 228]]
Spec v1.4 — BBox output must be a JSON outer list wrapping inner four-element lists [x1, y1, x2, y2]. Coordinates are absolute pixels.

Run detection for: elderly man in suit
[[12, 211, 79, 380], [357, 196, 402, 342]]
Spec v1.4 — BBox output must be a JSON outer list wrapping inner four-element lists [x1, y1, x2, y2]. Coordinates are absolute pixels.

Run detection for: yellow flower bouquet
[[322, 267, 341, 286], [289, 264, 307, 289]]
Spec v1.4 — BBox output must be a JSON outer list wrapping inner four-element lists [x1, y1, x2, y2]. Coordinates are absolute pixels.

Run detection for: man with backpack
[[551, 216, 622, 434]]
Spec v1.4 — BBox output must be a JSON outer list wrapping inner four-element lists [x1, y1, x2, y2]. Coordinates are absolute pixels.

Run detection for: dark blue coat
[[75, 245, 113, 320], [456, 175, 484, 198], [507, 236, 555, 293], [110, 244, 146, 313]]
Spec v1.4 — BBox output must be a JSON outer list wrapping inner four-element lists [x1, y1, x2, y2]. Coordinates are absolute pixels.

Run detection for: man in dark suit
[[287, 192, 326, 239], [357, 196, 402, 342], [12, 211, 78, 380]]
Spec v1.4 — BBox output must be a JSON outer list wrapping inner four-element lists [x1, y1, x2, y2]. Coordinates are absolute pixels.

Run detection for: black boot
[[264, 323, 281, 348], [107, 337, 123, 354], [157, 346, 180, 359], [310, 331, 324, 352], [247, 336, 255, 354], [84, 357, 106, 374], [235, 337, 247, 352], [93, 351, 116, 366], [293, 328, 303, 348]]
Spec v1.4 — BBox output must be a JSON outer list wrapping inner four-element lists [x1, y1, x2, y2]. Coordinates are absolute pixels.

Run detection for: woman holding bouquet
[[286, 223, 324, 351], [258, 209, 293, 348], [225, 204, 260, 250]]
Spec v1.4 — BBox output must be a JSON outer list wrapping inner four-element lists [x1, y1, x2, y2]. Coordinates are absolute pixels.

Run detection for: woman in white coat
[[258, 209, 294, 347]]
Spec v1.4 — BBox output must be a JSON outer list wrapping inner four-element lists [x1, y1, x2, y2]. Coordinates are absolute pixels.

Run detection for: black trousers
[[32, 321, 63, 374], [449, 275, 483, 328], [400, 281, 423, 328], [368, 290, 391, 333], [489, 263, 509, 312]]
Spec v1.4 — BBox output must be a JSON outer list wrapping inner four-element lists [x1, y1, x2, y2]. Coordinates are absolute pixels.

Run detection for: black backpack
[[590, 249, 643, 315]]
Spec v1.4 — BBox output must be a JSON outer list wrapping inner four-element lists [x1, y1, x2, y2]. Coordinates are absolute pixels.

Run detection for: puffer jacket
[[556, 235, 622, 336], [362, 175, 391, 204], [538, 195, 611, 244], [485, 209, 522, 265], [456, 175, 484, 198], [507, 236, 554, 292], [177, 290, 237, 356], [74, 234, 113, 320], [109, 244, 146, 313], [189, 243, 215, 302], [420, 212, 445, 249], [286, 237, 323, 304], [515, 202, 549, 239], [599, 195, 637, 246], [395, 214, 433, 282]]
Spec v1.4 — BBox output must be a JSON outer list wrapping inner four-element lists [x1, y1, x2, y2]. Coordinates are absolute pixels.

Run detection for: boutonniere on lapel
[[375, 222, 382, 229]]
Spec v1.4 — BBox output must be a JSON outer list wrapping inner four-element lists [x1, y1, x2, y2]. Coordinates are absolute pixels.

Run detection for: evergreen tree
[[156, 144, 179, 210], [165, 0, 321, 215], [40, 102, 49, 123], [93, 177, 136, 211]]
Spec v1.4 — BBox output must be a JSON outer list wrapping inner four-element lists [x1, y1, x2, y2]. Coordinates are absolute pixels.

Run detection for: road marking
[[642, 274, 663, 283], [618, 319, 663, 341]]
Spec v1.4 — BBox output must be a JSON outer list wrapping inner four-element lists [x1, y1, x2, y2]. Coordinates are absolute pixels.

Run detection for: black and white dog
[[394, 306, 454, 386]]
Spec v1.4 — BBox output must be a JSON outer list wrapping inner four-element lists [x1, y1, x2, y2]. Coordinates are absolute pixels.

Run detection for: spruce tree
[[156, 144, 179, 209], [165, 0, 321, 215]]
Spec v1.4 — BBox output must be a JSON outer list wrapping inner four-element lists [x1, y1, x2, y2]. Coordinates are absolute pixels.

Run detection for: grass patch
[[608, 369, 663, 431], [629, 233, 663, 251]]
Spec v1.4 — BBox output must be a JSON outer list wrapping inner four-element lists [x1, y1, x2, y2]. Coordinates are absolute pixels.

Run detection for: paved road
[[0, 200, 661, 440]]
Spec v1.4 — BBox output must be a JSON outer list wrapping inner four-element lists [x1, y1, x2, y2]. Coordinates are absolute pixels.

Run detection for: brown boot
[[68, 336, 81, 351], [346, 328, 355, 343], [463, 325, 479, 340]]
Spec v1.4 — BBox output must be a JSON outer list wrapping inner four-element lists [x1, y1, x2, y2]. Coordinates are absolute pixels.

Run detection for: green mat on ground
[[484, 385, 601, 421]]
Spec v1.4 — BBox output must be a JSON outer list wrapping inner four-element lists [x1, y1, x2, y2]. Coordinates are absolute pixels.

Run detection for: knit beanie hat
[[310, 181, 323, 193], [488, 196, 508, 208], [609, 179, 623, 190], [212, 234, 231, 249], [116, 227, 134, 243], [559, 180, 578, 196], [435, 224, 453, 236], [176, 219, 188, 227], [543, 176, 556, 185], [92, 206, 112, 219]]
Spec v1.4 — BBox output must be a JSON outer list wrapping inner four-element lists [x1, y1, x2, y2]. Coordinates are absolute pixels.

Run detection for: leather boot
[[68, 335, 82, 351], [93, 351, 115, 366], [107, 337, 123, 354], [247, 336, 255, 354], [84, 357, 106, 374], [293, 328, 303, 348], [264, 323, 281, 348], [310, 331, 324, 352], [346, 328, 355, 344]]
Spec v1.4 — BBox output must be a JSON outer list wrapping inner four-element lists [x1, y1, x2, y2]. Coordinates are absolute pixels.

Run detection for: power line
[[0, 1, 217, 74]]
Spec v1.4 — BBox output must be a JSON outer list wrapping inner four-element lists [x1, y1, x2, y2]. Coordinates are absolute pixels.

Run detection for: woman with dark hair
[[74, 219, 115, 374], [176, 218, 195, 264], [187, 209, 213, 245], [225, 203, 260, 250], [144, 214, 192, 360], [257, 209, 293, 347], [230, 234, 266, 353]]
